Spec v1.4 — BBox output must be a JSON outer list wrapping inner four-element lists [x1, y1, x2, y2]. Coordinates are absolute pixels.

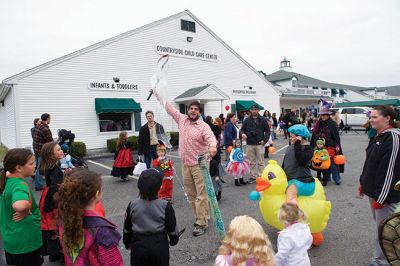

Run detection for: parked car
[[330, 107, 371, 127]]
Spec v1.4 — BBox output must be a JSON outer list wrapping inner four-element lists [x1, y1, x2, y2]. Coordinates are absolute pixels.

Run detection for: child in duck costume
[[252, 159, 331, 246], [284, 124, 315, 205], [250, 126, 331, 246]]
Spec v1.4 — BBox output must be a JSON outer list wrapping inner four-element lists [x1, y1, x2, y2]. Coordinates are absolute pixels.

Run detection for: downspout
[[11, 84, 22, 147]]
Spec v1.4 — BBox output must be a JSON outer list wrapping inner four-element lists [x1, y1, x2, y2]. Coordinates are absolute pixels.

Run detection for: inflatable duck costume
[[251, 160, 331, 246]]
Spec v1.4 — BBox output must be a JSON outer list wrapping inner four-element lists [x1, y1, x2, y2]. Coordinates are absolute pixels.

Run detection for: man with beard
[[241, 104, 270, 183], [152, 89, 217, 236]]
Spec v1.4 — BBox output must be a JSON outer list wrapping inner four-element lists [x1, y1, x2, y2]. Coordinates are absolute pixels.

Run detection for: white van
[[330, 107, 371, 127]]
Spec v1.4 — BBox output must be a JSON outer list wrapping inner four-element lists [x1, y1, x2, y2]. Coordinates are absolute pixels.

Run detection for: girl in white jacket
[[275, 203, 312, 266]]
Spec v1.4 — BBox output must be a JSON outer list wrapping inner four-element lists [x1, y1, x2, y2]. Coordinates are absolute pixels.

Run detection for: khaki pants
[[246, 144, 265, 178], [182, 164, 209, 227]]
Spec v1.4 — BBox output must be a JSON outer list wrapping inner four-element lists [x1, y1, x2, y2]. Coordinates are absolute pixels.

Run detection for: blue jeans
[[34, 154, 45, 189], [272, 126, 277, 140], [329, 157, 341, 184], [144, 145, 158, 169]]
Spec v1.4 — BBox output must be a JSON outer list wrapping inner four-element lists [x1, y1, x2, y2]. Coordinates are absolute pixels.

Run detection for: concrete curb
[[84, 153, 114, 160]]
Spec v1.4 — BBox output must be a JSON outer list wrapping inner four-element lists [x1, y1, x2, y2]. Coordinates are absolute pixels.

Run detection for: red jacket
[[152, 157, 173, 177]]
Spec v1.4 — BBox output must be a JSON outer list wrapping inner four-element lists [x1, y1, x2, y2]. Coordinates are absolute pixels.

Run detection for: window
[[354, 108, 366, 114], [181, 20, 196, 32], [341, 108, 355, 114], [99, 113, 132, 132], [292, 80, 297, 87], [179, 104, 187, 114]]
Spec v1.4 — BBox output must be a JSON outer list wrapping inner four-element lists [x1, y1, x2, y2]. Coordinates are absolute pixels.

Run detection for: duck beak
[[255, 177, 271, 192]]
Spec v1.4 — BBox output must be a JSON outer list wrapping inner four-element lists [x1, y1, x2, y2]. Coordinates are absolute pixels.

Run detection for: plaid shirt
[[33, 122, 53, 155], [155, 91, 217, 166]]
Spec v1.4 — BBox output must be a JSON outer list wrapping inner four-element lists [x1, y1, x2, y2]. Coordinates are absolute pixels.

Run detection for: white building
[[0, 10, 280, 150], [263, 57, 400, 114]]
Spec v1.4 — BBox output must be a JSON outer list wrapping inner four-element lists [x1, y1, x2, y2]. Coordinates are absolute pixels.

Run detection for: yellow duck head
[[252, 160, 331, 233]]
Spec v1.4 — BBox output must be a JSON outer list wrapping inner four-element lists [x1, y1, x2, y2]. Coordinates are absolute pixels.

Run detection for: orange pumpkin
[[311, 150, 331, 170], [226, 146, 233, 154], [268, 146, 277, 154], [334, 155, 346, 165]]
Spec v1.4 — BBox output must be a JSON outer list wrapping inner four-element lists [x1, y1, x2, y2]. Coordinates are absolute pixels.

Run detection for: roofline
[[0, 83, 12, 101], [2, 10, 190, 84], [267, 70, 373, 96], [2, 10, 281, 96], [175, 84, 230, 102]]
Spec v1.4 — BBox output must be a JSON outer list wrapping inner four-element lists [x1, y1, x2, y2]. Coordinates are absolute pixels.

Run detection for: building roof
[[266, 70, 400, 97], [1, 10, 280, 100], [361, 86, 400, 96], [174, 84, 229, 103], [175, 85, 210, 99]]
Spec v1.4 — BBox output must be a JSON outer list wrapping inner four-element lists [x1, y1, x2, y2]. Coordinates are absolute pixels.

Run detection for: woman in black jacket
[[359, 105, 400, 266], [310, 108, 343, 186]]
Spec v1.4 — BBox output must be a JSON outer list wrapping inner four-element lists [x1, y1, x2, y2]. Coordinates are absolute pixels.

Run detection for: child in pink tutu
[[226, 139, 250, 186]]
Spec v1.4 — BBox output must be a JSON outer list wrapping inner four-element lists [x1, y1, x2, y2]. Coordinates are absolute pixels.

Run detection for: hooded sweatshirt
[[275, 223, 312, 266]]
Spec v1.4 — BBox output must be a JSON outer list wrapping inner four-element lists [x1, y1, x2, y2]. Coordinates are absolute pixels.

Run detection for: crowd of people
[[0, 95, 399, 265]]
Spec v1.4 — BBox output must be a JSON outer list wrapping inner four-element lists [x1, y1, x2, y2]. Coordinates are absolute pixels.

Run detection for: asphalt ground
[[32, 131, 376, 266]]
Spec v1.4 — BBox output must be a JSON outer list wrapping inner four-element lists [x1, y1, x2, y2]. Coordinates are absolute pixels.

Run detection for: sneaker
[[192, 225, 207, 236], [335, 181, 341, 185], [321, 180, 327, 186], [247, 177, 256, 184]]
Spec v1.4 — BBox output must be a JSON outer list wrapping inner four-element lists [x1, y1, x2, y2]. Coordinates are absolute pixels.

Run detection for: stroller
[[58, 129, 88, 168]]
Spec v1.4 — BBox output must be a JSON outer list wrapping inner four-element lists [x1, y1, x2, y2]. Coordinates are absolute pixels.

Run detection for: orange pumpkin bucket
[[334, 155, 346, 165], [268, 146, 277, 154]]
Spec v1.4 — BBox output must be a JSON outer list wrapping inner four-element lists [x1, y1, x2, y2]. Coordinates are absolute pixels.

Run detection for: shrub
[[107, 138, 117, 153], [128, 136, 138, 150], [107, 136, 138, 153], [70, 142, 87, 157], [169, 132, 179, 146]]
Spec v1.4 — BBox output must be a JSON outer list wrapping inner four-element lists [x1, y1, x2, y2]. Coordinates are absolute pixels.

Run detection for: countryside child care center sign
[[155, 45, 218, 62]]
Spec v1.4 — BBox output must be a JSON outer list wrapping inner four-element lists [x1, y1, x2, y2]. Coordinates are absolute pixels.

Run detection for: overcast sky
[[1, 0, 399, 87]]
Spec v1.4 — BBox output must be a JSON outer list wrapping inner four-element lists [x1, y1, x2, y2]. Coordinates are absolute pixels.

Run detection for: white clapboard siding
[[0, 89, 16, 148], [3, 11, 280, 149]]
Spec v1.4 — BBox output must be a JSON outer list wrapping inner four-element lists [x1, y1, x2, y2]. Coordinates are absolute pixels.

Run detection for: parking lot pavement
[[37, 132, 376, 265]]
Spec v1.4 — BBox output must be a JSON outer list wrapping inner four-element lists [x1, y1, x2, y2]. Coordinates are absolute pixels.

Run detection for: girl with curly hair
[[57, 168, 123, 265], [215, 215, 275, 266], [275, 203, 312, 266], [38, 142, 65, 262]]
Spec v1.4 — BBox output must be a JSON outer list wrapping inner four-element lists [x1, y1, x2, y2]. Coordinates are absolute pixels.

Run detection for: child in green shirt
[[0, 148, 43, 266]]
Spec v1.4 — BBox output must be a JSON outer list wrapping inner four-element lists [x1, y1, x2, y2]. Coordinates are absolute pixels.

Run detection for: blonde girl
[[216, 215, 275, 266], [0, 149, 43, 266], [275, 203, 312, 266]]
